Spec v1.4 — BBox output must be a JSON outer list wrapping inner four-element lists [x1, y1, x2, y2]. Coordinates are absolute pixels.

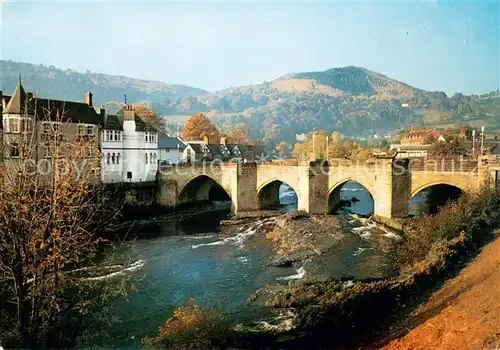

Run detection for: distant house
[[202, 143, 225, 161], [390, 144, 430, 158], [158, 136, 186, 165], [226, 144, 244, 160], [400, 128, 445, 145], [182, 142, 203, 162], [295, 133, 306, 142]]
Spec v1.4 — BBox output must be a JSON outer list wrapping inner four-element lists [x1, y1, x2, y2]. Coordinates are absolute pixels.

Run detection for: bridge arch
[[410, 182, 464, 216], [327, 178, 375, 215], [257, 178, 299, 211], [410, 181, 466, 198], [178, 174, 231, 205]]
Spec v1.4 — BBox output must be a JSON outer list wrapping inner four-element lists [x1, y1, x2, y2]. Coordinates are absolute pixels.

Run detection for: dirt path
[[383, 235, 500, 350]]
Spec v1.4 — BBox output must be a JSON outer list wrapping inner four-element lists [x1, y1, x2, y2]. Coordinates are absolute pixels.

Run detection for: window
[[10, 143, 20, 158], [85, 146, 94, 158], [149, 153, 153, 164], [107, 153, 110, 165], [112, 153, 116, 164], [114, 131, 118, 141], [86, 125, 95, 135], [44, 145, 51, 158], [153, 153, 157, 163], [127, 171, 132, 179], [145, 153, 148, 164], [9, 118, 20, 133], [117, 153, 121, 165], [78, 125, 86, 135], [42, 122, 51, 134]]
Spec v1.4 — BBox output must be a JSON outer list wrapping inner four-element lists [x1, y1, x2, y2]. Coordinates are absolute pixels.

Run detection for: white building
[[101, 105, 158, 184], [182, 142, 203, 162], [158, 136, 186, 164]]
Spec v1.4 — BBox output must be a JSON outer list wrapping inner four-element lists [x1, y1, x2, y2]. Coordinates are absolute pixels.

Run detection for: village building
[[400, 127, 446, 145], [100, 104, 159, 184], [1, 82, 102, 182], [182, 142, 204, 162], [158, 135, 186, 165]]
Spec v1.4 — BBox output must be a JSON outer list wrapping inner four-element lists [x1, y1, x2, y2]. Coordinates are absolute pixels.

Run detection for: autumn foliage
[[182, 113, 220, 142], [0, 107, 125, 348], [293, 131, 373, 161], [142, 297, 233, 349], [134, 105, 162, 130]]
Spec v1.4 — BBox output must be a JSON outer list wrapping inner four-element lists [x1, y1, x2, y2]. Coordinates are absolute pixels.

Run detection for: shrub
[[142, 297, 234, 349], [395, 185, 500, 268]]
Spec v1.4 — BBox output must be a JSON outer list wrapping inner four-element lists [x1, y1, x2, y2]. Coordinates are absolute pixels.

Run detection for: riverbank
[[381, 233, 500, 350]]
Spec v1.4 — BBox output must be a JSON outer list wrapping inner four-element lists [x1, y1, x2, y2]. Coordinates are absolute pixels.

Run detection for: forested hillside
[[3, 61, 498, 144], [0, 60, 209, 109], [155, 67, 500, 144]]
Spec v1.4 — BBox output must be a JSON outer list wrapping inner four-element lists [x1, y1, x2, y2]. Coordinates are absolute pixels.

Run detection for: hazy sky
[[1, 0, 499, 95]]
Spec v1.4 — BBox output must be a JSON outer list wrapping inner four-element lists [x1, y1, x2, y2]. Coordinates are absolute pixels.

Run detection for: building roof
[[3, 82, 103, 125], [158, 136, 186, 149], [205, 144, 222, 155], [114, 106, 158, 132], [241, 144, 265, 159], [226, 144, 243, 157], [103, 114, 123, 130], [4, 83, 26, 114], [187, 143, 203, 152]]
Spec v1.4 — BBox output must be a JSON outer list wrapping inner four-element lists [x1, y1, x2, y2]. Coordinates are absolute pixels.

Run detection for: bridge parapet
[[409, 158, 478, 173]]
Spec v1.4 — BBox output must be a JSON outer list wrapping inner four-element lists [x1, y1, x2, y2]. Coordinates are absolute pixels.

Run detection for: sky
[[1, 0, 499, 95]]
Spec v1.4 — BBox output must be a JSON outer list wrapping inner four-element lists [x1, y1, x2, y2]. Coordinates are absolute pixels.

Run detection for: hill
[[0, 60, 209, 112], [157, 66, 500, 144], [2, 61, 498, 144]]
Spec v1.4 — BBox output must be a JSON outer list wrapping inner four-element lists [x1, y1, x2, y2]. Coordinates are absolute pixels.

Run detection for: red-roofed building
[[400, 128, 446, 145]]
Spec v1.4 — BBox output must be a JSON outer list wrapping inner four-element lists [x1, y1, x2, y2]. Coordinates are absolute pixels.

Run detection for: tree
[[428, 136, 465, 157], [225, 123, 251, 144], [182, 113, 221, 142], [0, 106, 128, 348], [276, 141, 290, 155]]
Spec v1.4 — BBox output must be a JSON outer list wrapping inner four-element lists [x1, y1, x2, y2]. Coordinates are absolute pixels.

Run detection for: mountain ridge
[[2, 60, 498, 144], [0, 60, 210, 109]]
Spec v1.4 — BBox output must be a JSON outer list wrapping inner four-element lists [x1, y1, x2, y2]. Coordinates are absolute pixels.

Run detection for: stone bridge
[[156, 156, 500, 222]]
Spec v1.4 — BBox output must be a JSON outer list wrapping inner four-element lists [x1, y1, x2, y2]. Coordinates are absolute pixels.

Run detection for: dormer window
[[78, 123, 96, 136]]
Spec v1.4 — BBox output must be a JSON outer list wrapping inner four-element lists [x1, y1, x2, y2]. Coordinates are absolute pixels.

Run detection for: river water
[[86, 182, 420, 348]]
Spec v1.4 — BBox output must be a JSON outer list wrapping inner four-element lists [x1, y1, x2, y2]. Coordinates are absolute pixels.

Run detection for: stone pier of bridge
[[156, 157, 496, 221]]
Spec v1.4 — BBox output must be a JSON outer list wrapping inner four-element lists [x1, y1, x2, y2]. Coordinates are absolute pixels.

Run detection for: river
[[85, 182, 425, 348]]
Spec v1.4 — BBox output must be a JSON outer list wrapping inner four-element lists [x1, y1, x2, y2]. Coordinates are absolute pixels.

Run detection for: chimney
[[85, 91, 93, 106], [124, 109, 135, 121], [204, 136, 209, 145], [220, 137, 226, 145], [27, 92, 33, 101], [100, 106, 105, 115]]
